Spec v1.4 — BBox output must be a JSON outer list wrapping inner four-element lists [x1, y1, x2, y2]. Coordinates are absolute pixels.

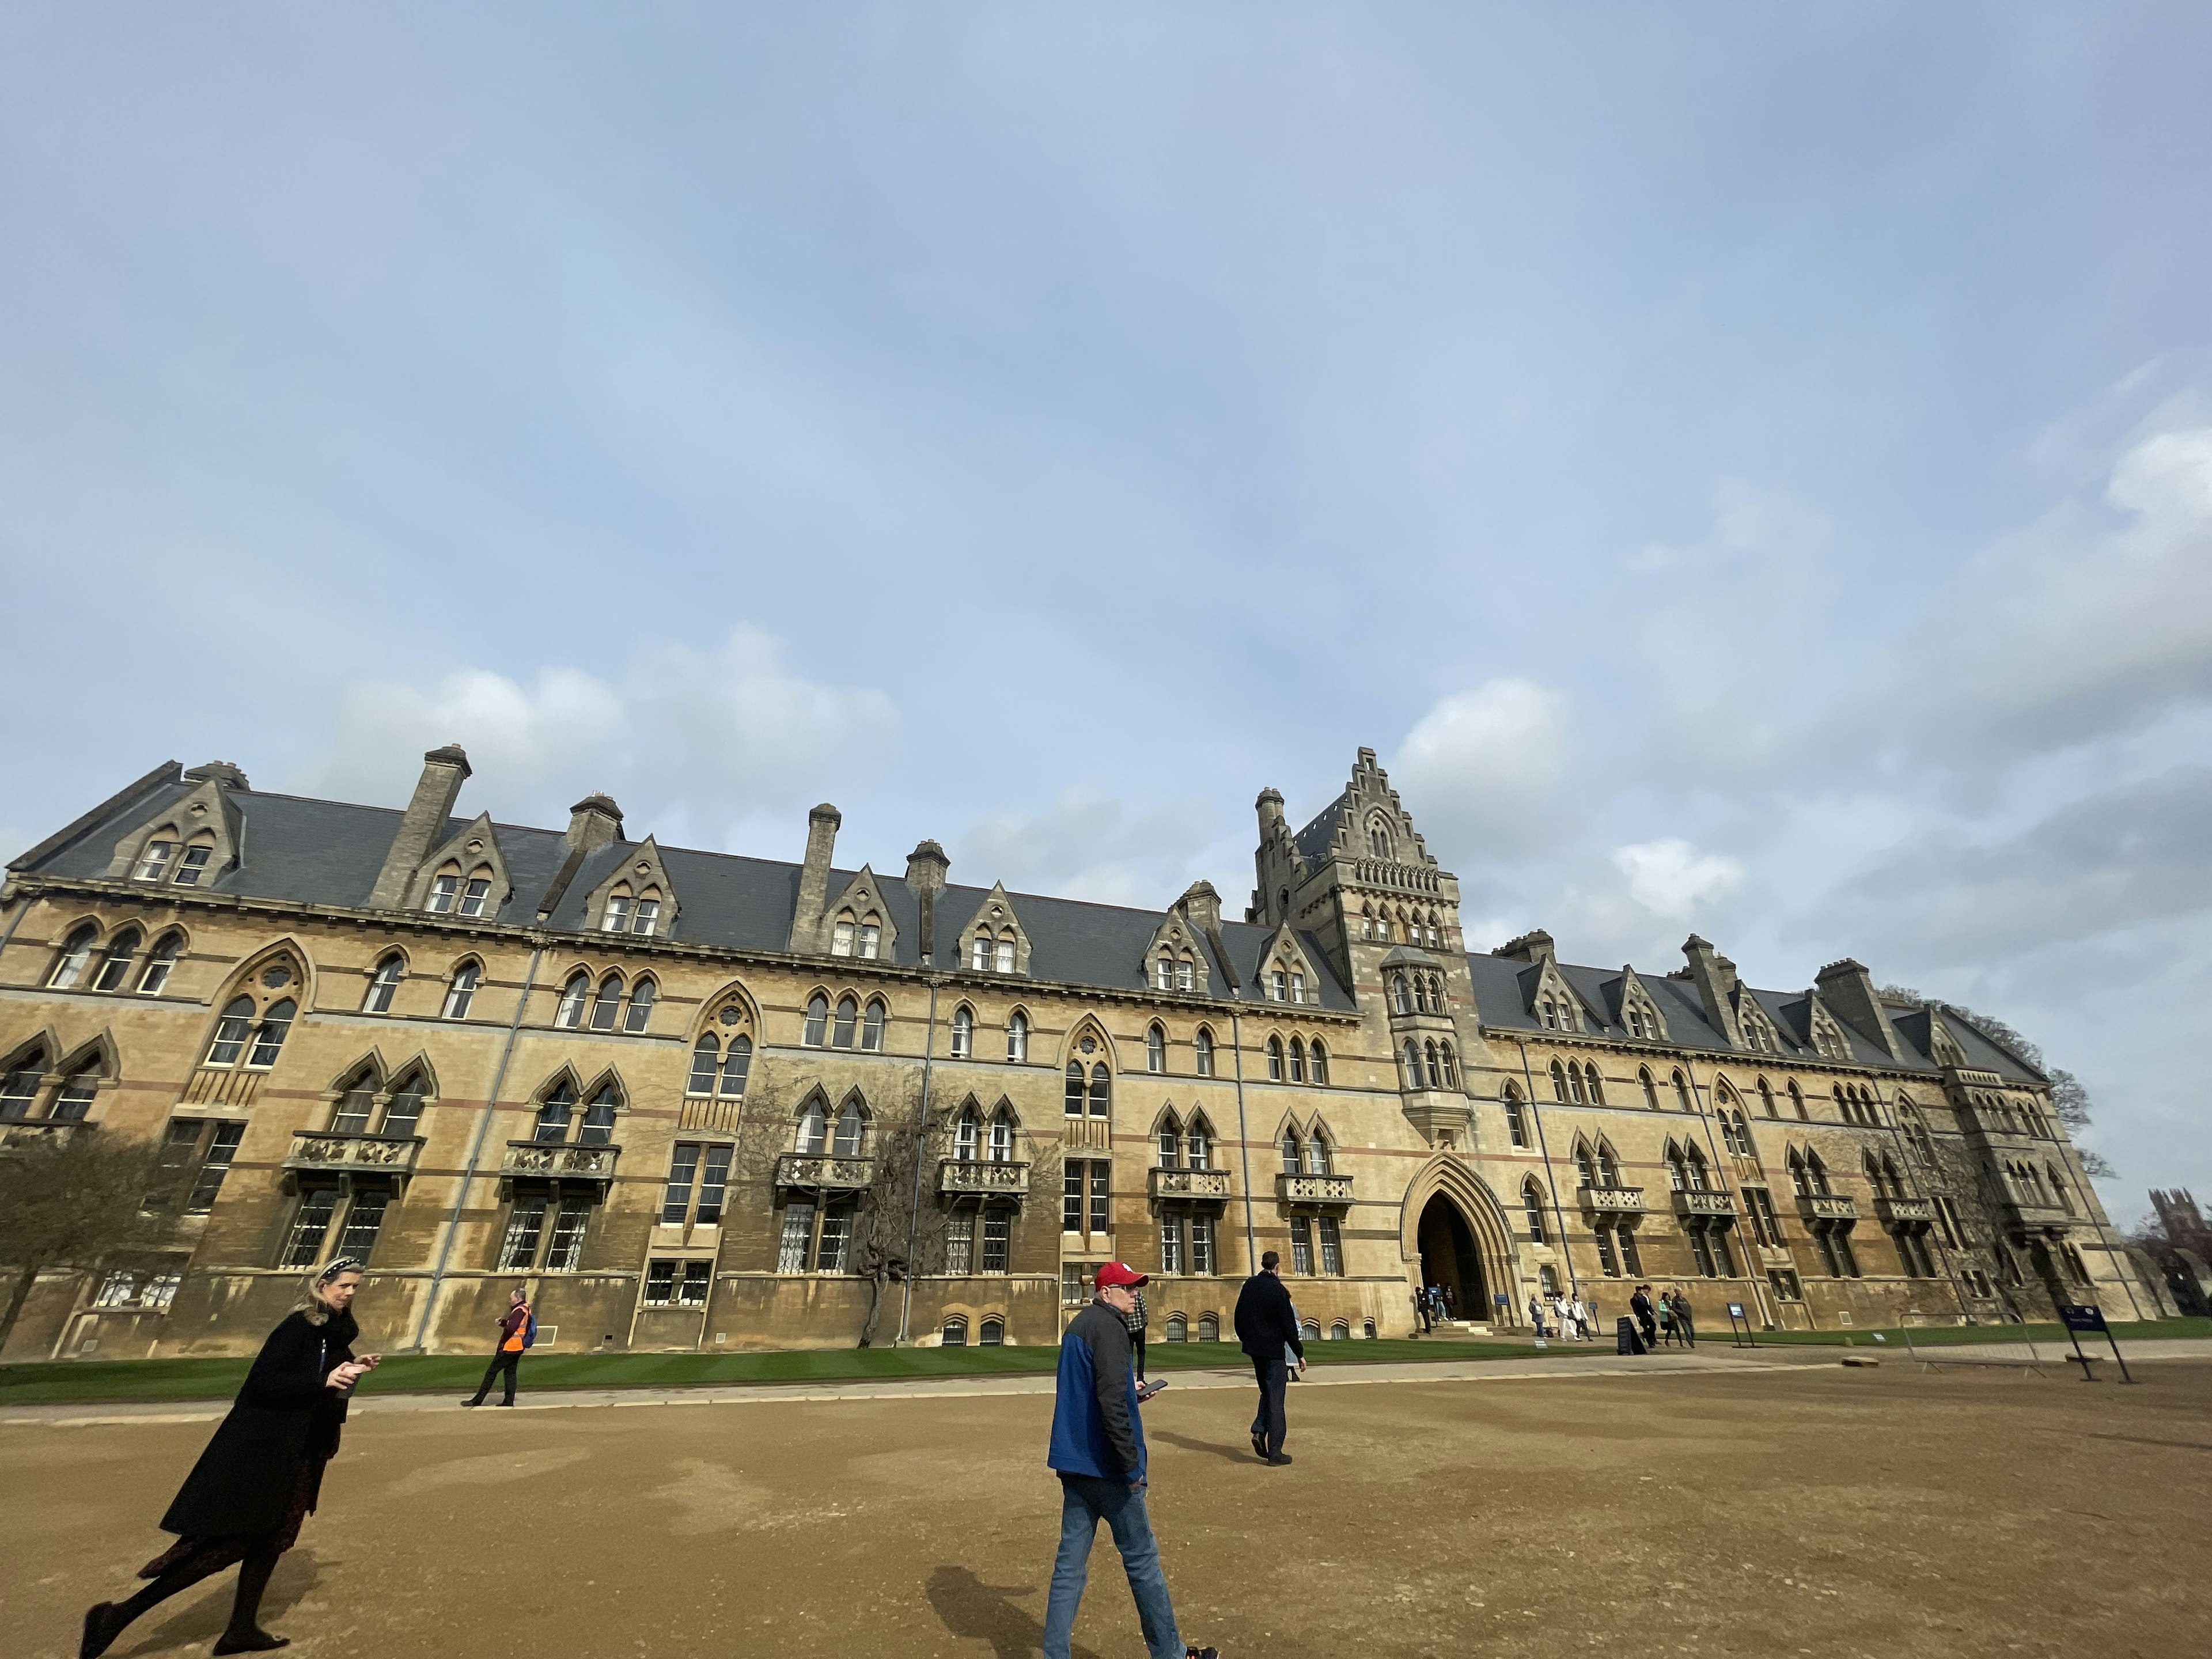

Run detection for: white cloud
[[955, 787, 1221, 909], [1391, 679, 1569, 854], [305, 626, 899, 847], [1610, 838, 1745, 920]]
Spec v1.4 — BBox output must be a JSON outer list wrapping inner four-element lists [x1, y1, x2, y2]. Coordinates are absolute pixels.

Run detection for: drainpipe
[[1229, 999, 1257, 1272], [895, 976, 944, 1346], [409, 941, 543, 1352], [1514, 1040, 1576, 1324], [1680, 1060, 1771, 1330]]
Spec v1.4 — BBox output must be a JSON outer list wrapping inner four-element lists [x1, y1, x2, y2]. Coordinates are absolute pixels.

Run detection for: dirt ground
[[7, 1361, 2209, 1659]]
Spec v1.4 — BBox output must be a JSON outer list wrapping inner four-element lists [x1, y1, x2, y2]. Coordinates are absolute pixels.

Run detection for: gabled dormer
[[1255, 923, 1323, 1006], [824, 866, 899, 962], [1141, 907, 1212, 995], [1732, 986, 1783, 1055], [584, 837, 678, 939], [1925, 1007, 1968, 1069], [1611, 966, 1670, 1043], [402, 812, 515, 921], [956, 883, 1032, 976], [1805, 992, 1854, 1063], [1526, 957, 1593, 1035], [104, 766, 247, 891]]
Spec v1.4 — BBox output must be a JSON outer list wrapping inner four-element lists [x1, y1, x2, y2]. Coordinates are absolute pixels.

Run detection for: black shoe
[[81, 1602, 126, 1659], [1267, 1453, 1294, 1466], [461, 1398, 482, 1407], [212, 1631, 290, 1655], [495, 1400, 514, 1407], [1251, 1431, 1267, 1459], [1187, 1647, 1219, 1658]]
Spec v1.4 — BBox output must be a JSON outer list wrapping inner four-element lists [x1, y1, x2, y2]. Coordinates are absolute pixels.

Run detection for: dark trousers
[[1249, 1356, 1288, 1457], [469, 1349, 521, 1405], [1130, 1330, 1146, 1381]]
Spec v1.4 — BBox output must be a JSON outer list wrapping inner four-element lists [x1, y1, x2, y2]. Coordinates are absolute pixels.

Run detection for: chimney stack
[[1813, 957, 1904, 1061], [906, 839, 949, 963], [369, 744, 472, 908], [1493, 929, 1555, 964], [1680, 934, 1743, 1048], [787, 803, 842, 952], [566, 792, 624, 853]]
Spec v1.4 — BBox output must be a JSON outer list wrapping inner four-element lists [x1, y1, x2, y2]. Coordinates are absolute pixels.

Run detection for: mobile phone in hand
[[1135, 1380, 1167, 1402]]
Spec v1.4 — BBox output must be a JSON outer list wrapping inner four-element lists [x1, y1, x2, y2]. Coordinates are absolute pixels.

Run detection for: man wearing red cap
[[1043, 1262, 1216, 1659]]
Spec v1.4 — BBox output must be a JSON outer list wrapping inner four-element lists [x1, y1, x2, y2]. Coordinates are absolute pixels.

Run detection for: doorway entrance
[[1417, 1193, 1487, 1323]]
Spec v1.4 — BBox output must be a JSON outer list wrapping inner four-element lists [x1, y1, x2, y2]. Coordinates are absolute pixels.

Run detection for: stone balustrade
[[938, 1158, 1030, 1198]]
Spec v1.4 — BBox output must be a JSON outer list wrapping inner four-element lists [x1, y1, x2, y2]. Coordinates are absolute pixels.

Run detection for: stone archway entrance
[[1417, 1193, 1487, 1323]]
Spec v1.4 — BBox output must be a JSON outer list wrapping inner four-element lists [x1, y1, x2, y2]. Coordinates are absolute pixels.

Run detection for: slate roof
[[14, 777, 1354, 1012], [1291, 793, 1349, 865]]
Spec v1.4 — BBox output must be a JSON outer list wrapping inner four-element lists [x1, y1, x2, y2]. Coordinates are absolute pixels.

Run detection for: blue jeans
[[1043, 1474, 1184, 1659]]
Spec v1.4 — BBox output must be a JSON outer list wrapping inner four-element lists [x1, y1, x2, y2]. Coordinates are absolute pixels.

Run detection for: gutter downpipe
[[895, 976, 944, 1346], [1229, 999, 1257, 1271], [409, 941, 544, 1353], [1514, 1040, 1576, 1326]]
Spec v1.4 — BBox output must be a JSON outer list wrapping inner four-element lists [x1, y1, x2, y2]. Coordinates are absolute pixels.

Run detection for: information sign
[[2058, 1304, 2107, 1334]]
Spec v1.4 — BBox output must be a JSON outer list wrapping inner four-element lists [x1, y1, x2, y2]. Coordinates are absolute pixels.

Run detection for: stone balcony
[[939, 1158, 1030, 1198], [775, 1152, 875, 1191], [0, 1116, 94, 1148], [1997, 1197, 2075, 1232], [502, 1138, 622, 1186], [1275, 1172, 1354, 1207], [1794, 1192, 1859, 1224], [1576, 1184, 1646, 1215], [1873, 1195, 1936, 1227], [1149, 1166, 1233, 1202], [285, 1130, 425, 1179], [1670, 1188, 1738, 1221]]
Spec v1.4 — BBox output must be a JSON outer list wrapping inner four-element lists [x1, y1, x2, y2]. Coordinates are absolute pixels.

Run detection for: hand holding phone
[[1135, 1380, 1167, 1403]]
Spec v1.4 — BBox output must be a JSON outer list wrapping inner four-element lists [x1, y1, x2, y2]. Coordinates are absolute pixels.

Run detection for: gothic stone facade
[[0, 747, 2142, 1361]]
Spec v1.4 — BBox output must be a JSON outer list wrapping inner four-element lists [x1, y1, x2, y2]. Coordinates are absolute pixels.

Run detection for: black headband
[[315, 1257, 362, 1283]]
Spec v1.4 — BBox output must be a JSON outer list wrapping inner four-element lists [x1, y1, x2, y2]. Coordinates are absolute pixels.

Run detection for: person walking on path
[[1672, 1290, 1696, 1349], [1123, 1285, 1149, 1384], [1658, 1288, 1680, 1348], [1527, 1292, 1547, 1338], [1412, 1285, 1432, 1334], [1631, 1284, 1659, 1350], [463, 1286, 533, 1407], [1042, 1263, 1216, 1659], [1575, 1296, 1595, 1340], [1235, 1250, 1306, 1464], [79, 1258, 378, 1659]]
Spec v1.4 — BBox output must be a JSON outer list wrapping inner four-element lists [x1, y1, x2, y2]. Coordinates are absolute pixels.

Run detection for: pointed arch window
[[1788, 1080, 1808, 1120], [204, 997, 255, 1066], [244, 999, 296, 1069], [1147, 1024, 1166, 1074], [1266, 1037, 1284, 1081], [1638, 1067, 1659, 1109], [1573, 1138, 1598, 1187], [442, 962, 480, 1020], [589, 972, 624, 1031], [1502, 1084, 1528, 1148], [47, 1067, 99, 1122], [555, 972, 590, 1029], [602, 892, 632, 933], [688, 1037, 720, 1096], [1402, 1039, 1422, 1089], [1522, 1180, 1547, 1242], [1672, 1069, 1693, 1111], [950, 1005, 973, 1059], [832, 1100, 865, 1157], [1301, 1126, 1328, 1174], [535, 1082, 577, 1142], [134, 839, 177, 881], [1423, 1040, 1442, 1089], [623, 978, 657, 1033], [137, 931, 184, 995], [1194, 1027, 1214, 1077], [994, 933, 1016, 974], [1006, 1010, 1029, 1062], [378, 1072, 426, 1139], [331, 1069, 378, 1134], [1279, 1127, 1301, 1173], [832, 915, 857, 957], [955, 1105, 981, 1161], [795, 1097, 828, 1155], [1288, 1037, 1306, 1084], [1271, 969, 1288, 1002], [861, 998, 886, 1052], [832, 994, 859, 1049], [1066, 1062, 1086, 1116], [1311, 1040, 1330, 1085], [804, 993, 830, 1046], [990, 1109, 1015, 1162], [721, 1035, 753, 1098], [579, 1084, 620, 1145], [1581, 1063, 1602, 1104], [1157, 1112, 1183, 1167], [1088, 1063, 1110, 1119], [1, 1050, 47, 1119], [1550, 1059, 1571, 1103], [971, 935, 991, 972], [1186, 1117, 1212, 1169], [1440, 1043, 1458, 1089], [363, 954, 404, 1014], [173, 838, 215, 885], [91, 928, 143, 992], [48, 923, 99, 990], [1391, 974, 1412, 1016]]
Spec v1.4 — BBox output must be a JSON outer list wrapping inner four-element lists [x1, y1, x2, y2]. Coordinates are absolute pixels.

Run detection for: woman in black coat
[[81, 1257, 380, 1658]]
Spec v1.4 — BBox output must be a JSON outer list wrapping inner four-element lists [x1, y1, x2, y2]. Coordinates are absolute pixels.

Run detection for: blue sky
[[3, 5, 2207, 1221]]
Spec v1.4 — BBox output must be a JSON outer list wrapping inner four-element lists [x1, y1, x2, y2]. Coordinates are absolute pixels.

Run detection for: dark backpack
[[520, 1310, 538, 1350]]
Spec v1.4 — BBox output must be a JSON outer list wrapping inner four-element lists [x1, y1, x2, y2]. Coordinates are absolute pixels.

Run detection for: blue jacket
[[1047, 1300, 1146, 1482]]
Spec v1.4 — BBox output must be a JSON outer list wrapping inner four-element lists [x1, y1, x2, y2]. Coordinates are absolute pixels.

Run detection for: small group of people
[[1411, 1281, 1457, 1331], [1528, 1291, 1598, 1340], [1628, 1283, 1698, 1349]]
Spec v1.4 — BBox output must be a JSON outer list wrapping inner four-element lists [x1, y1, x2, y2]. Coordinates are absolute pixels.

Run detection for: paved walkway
[[6, 1339, 2203, 1430]]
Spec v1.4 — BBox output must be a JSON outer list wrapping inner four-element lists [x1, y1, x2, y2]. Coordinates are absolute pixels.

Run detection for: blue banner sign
[[2058, 1304, 2108, 1334]]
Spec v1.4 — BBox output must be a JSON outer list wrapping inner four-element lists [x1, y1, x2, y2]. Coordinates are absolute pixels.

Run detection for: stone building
[[0, 746, 2147, 1361]]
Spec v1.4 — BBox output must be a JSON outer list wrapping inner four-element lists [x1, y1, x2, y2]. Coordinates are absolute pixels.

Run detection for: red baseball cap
[[1094, 1262, 1149, 1289]]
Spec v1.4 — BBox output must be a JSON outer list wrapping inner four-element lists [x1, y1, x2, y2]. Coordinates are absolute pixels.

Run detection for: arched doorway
[[1417, 1193, 1487, 1322]]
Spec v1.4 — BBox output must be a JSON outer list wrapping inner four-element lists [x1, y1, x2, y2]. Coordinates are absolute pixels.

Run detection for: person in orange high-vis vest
[[462, 1287, 532, 1408]]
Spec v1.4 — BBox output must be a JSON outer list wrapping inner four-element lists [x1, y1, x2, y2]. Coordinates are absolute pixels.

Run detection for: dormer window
[[858, 918, 881, 959], [459, 874, 491, 917], [603, 895, 632, 933], [135, 840, 176, 881], [833, 918, 856, 956], [1626, 1005, 1650, 1040], [994, 934, 1014, 973], [1290, 972, 1306, 1005], [429, 873, 458, 912], [173, 842, 213, 885], [1176, 958, 1193, 993], [632, 895, 661, 936], [1271, 971, 1287, 1002]]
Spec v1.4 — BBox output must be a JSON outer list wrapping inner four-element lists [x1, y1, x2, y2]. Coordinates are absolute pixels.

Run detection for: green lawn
[[1718, 1316, 2208, 1349], [0, 1332, 1586, 1407]]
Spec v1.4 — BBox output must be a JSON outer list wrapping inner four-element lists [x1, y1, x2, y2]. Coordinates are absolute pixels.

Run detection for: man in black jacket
[[1233, 1251, 1306, 1465]]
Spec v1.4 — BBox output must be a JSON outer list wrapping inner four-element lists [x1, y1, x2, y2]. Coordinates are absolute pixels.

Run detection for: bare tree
[[0, 1131, 177, 1353]]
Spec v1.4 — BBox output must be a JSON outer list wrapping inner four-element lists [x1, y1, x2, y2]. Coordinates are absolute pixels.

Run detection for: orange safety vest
[[502, 1304, 531, 1353]]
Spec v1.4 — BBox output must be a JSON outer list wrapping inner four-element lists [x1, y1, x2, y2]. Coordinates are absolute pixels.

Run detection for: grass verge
[[0, 1333, 1593, 1407]]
